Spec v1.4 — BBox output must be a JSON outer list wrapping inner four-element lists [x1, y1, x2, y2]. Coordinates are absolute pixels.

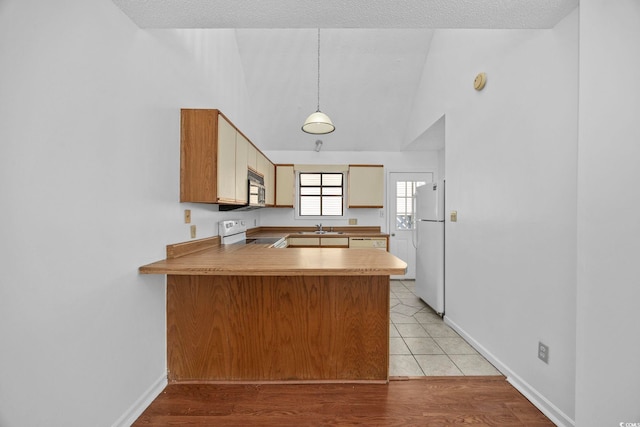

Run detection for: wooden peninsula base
[[167, 274, 390, 383]]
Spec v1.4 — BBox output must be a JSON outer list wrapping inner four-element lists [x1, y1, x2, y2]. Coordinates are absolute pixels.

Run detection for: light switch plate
[[184, 209, 191, 224], [190, 225, 196, 238], [349, 218, 358, 225], [450, 211, 458, 222]]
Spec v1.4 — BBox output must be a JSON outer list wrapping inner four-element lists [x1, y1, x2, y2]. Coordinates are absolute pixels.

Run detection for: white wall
[[260, 150, 439, 231], [406, 10, 579, 425], [0, 0, 256, 425], [576, 1, 640, 425]]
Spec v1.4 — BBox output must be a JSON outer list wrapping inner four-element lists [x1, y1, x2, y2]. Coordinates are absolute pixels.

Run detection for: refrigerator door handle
[[411, 219, 418, 248]]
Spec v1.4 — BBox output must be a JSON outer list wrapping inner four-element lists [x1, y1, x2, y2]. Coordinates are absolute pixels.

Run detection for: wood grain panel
[[133, 378, 554, 426], [167, 275, 389, 382], [165, 236, 220, 259], [180, 109, 219, 203], [141, 246, 406, 276]]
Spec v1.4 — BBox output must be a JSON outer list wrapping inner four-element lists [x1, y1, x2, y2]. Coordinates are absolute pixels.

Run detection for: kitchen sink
[[297, 231, 344, 235]]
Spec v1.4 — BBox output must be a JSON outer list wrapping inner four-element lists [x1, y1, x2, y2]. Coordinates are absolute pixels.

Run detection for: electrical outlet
[[349, 218, 358, 225], [538, 342, 549, 364], [184, 209, 191, 224], [190, 225, 196, 239]]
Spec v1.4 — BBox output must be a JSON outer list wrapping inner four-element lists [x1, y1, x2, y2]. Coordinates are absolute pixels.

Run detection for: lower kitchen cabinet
[[287, 236, 350, 247], [349, 237, 388, 251], [287, 237, 320, 247], [288, 236, 388, 250], [320, 237, 349, 247]]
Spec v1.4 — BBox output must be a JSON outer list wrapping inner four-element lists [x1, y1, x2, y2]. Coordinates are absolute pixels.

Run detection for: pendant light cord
[[316, 28, 321, 112]]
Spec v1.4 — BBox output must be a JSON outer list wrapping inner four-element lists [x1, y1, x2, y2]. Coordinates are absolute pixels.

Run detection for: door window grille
[[395, 181, 426, 230]]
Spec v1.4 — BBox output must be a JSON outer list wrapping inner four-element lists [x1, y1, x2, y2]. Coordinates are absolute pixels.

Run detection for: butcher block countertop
[[139, 226, 407, 276]]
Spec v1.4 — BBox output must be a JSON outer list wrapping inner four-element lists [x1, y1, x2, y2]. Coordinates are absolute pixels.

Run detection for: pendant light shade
[[302, 29, 335, 135], [302, 111, 335, 134]]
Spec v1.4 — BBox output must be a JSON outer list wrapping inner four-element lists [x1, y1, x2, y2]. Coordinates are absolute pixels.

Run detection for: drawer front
[[320, 237, 349, 247], [288, 237, 320, 247]]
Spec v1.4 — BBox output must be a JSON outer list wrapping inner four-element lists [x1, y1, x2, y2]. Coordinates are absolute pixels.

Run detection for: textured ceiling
[[112, 0, 579, 152], [112, 0, 579, 29]]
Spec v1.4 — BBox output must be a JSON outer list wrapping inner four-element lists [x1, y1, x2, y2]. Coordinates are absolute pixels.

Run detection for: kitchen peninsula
[[140, 229, 407, 384]]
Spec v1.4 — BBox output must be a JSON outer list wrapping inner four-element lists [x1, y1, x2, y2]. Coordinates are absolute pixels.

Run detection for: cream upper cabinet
[[256, 152, 267, 176], [348, 165, 384, 208], [215, 115, 237, 204], [235, 132, 249, 204], [257, 152, 275, 205], [265, 159, 275, 206], [275, 164, 295, 207], [247, 143, 257, 172]]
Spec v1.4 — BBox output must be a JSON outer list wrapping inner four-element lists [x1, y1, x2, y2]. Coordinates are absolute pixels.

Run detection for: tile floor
[[389, 279, 502, 377]]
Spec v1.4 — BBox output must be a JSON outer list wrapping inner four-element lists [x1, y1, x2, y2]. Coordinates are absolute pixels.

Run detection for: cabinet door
[[320, 237, 349, 247], [180, 109, 218, 203], [275, 165, 295, 207], [247, 143, 257, 172], [216, 115, 236, 203], [288, 237, 320, 247], [256, 152, 273, 203], [256, 152, 268, 176], [235, 133, 249, 203], [265, 160, 275, 206], [348, 165, 384, 208]]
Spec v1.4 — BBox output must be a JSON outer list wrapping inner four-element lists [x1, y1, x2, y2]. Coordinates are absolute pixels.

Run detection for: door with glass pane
[[388, 172, 433, 279]]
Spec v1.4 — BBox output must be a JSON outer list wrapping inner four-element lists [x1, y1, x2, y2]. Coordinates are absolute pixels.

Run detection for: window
[[395, 181, 426, 230], [298, 172, 344, 216]]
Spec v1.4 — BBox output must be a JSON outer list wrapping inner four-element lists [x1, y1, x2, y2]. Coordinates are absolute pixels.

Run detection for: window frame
[[295, 171, 346, 219]]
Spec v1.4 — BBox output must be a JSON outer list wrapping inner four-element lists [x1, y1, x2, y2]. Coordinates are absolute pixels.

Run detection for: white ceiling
[[112, 0, 578, 152]]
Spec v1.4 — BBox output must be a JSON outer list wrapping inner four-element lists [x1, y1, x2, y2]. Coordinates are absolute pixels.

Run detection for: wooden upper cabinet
[[348, 165, 384, 208], [275, 164, 295, 207], [180, 109, 238, 204], [180, 109, 220, 203], [180, 108, 274, 205]]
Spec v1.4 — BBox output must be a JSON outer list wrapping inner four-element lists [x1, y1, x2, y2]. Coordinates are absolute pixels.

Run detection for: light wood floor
[[133, 377, 553, 426]]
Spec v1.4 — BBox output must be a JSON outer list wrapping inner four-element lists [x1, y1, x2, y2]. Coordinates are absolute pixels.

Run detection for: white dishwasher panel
[[349, 237, 387, 250]]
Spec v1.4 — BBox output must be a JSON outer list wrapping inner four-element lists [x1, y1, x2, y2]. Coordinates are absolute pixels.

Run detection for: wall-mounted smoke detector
[[474, 72, 487, 91]]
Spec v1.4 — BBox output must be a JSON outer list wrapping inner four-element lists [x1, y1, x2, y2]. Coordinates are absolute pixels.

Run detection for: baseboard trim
[[444, 316, 574, 427], [111, 372, 167, 427]]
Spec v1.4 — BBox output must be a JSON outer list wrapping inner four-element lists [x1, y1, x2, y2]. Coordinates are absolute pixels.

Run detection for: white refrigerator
[[414, 180, 445, 315]]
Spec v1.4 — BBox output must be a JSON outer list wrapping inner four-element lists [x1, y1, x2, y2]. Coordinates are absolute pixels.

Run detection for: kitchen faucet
[[316, 223, 323, 232]]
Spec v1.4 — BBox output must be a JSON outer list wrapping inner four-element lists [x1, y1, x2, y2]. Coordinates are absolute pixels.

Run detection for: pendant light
[[302, 29, 335, 135]]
